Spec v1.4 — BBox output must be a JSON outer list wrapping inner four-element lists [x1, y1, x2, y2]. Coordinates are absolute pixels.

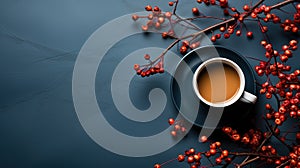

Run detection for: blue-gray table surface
[[0, 0, 299, 167]]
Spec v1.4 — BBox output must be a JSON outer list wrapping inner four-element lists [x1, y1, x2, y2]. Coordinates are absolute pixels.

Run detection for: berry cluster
[[133, 55, 164, 77], [254, 40, 300, 127], [196, 0, 228, 8], [132, 5, 171, 31], [279, 4, 300, 33], [223, 127, 263, 149], [288, 145, 300, 167], [168, 118, 187, 137], [173, 144, 232, 167]]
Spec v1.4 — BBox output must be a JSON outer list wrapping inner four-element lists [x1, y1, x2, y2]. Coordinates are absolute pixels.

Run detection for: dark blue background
[[0, 0, 299, 167]]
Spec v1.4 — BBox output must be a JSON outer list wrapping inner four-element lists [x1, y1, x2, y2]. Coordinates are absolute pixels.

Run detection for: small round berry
[[187, 156, 194, 163], [177, 154, 185, 162], [169, 1, 174, 6], [153, 6, 160, 12], [220, 26, 226, 32], [193, 154, 201, 161], [209, 149, 216, 155], [222, 150, 229, 157], [232, 134, 240, 141], [225, 157, 232, 163], [181, 127, 186, 133], [251, 12, 257, 18], [145, 5, 152, 11], [275, 118, 282, 125], [246, 31, 253, 38], [162, 32, 168, 39], [171, 130, 177, 136], [200, 136, 208, 143], [215, 157, 222, 165], [192, 7, 200, 15], [165, 12, 172, 19], [290, 40, 298, 46], [243, 5, 250, 11], [132, 14, 139, 21], [134, 64, 140, 70], [236, 30, 241, 36], [211, 36, 216, 42], [180, 46, 188, 54], [168, 118, 175, 125], [174, 124, 181, 131], [262, 26, 268, 33], [154, 164, 161, 168], [189, 148, 195, 155], [141, 25, 149, 31], [144, 54, 151, 60], [158, 17, 165, 23], [224, 33, 230, 39]]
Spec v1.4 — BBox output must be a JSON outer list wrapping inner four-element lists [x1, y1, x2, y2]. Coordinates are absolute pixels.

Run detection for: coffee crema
[[197, 62, 240, 103]]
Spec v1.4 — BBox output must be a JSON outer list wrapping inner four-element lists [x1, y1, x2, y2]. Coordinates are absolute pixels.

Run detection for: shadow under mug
[[192, 57, 257, 107]]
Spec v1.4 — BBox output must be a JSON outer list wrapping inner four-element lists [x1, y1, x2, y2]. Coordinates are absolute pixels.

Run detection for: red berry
[[174, 124, 181, 130], [210, 149, 216, 155], [180, 46, 188, 54], [262, 26, 268, 33], [141, 25, 149, 31], [154, 164, 161, 168], [275, 118, 282, 125], [264, 6, 271, 13], [280, 55, 288, 62], [200, 136, 207, 143], [193, 154, 201, 161], [162, 32, 168, 39], [232, 134, 240, 141], [134, 64, 140, 70], [211, 36, 216, 42], [187, 156, 194, 163], [145, 5, 152, 11], [236, 30, 241, 36], [177, 154, 185, 162], [251, 12, 257, 18], [225, 157, 232, 163], [215, 157, 222, 165], [181, 127, 186, 133], [222, 150, 229, 157], [169, 1, 174, 6], [189, 148, 195, 155], [290, 40, 298, 46], [168, 118, 175, 125], [153, 6, 160, 12], [144, 54, 150, 60], [243, 5, 250, 11], [190, 165, 197, 168], [247, 31, 253, 38], [224, 33, 230, 39], [182, 40, 190, 47], [192, 7, 200, 15], [132, 14, 139, 21], [220, 27, 226, 32], [171, 130, 177, 136]]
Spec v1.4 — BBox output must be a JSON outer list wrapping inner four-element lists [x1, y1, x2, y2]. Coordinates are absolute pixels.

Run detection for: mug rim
[[192, 57, 245, 107]]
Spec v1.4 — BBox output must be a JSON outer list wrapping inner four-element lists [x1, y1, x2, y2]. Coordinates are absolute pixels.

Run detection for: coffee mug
[[192, 57, 257, 107]]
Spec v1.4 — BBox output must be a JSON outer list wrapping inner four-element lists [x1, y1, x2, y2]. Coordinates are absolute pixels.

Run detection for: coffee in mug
[[193, 57, 257, 107]]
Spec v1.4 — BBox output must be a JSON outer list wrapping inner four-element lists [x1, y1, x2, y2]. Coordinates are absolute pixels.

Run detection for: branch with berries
[[132, 0, 300, 167]]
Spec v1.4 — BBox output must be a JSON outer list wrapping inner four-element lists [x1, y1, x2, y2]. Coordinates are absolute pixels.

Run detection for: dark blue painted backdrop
[[0, 0, 299, 167]]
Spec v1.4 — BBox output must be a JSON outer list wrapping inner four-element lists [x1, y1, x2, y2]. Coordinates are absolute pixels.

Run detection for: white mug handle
[[240, 91, 257, 104]]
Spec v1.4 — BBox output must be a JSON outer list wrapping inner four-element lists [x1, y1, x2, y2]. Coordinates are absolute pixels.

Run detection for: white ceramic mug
[[192, 57, 257, 107]]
